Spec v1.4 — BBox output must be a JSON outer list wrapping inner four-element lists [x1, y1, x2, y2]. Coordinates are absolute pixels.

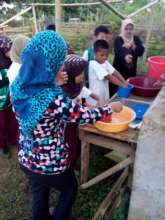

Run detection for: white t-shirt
[[7, 62, 21, 85], [87, 60, 115, 105], [73, 86, 92, 104]]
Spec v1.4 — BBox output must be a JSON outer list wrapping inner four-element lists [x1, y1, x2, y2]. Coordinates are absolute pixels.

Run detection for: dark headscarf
[[61, 55, 88, 99], [0, 35, 12, 69], [46, 24, 56, 31]]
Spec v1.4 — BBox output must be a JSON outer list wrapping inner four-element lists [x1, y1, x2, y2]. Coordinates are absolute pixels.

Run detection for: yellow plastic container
[[95, 106, 136, 133]]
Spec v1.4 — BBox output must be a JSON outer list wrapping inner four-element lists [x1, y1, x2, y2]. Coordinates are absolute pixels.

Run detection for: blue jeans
[[21, 165, 78, 220]]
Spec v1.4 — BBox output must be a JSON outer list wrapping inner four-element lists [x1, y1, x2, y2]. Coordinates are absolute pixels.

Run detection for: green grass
[[0, 147, 130, 220]]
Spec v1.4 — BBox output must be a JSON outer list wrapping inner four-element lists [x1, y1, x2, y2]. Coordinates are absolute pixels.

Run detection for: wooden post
[[55, 0, 61, 33], [32, 4, 38, 34]]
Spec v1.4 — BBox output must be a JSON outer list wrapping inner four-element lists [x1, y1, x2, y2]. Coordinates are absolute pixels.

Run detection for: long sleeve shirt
[[18, 94, 112, 175], [113, 35, 144, 79]]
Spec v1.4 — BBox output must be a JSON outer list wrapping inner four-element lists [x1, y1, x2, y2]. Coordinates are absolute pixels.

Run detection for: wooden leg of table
[[92, 168, 129, 220], [127, 165, 133, 190], [80, 141, 90, 184]]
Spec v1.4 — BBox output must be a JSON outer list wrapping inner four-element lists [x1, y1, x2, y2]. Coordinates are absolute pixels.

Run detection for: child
[[83, 25, 111, 87], [83, 25, 111, 61], [10, 31, 122, 220], [0, 36, 18, 158], [61, 55, 102, 165], [7, 35, 30, 85], [88, 39, 128, 105]]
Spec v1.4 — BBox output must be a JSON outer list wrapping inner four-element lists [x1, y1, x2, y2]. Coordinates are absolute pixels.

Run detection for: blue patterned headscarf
[[10, 31, 67, 136]]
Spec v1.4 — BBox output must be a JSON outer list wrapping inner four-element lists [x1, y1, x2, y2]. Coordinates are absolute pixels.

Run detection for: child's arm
[[90, 93, 104, 106], [50, 95, 122, 125], [112, 71, 128, 86], [105, 70, 128, 88]]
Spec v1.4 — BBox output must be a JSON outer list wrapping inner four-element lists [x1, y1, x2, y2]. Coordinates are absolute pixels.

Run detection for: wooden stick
[[81, 156, 133, 189], [55, 0, 61, 33], [33, 1, 122, 7], [80, 140, 90, 184], [92, 168, 128, 220], [127, 0, 160, 18], [32, 4, 38, 33], [99, 0, 126, 19], [143, 7, 156, 61], [0, 6, 32, 28], [107, 187, 126, 220]]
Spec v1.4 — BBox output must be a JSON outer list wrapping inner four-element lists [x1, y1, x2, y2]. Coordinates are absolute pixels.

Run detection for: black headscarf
[[0, 35, 12, 69], [61, 55, 88, 99]]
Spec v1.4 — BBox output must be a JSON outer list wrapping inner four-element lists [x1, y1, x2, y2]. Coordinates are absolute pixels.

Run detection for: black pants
[[21, 165, 78, 220]]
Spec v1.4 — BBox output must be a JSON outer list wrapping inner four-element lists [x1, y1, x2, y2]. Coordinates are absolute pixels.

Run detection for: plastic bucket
[[117, 84, 133, 98], [147, 56, 165, 82]]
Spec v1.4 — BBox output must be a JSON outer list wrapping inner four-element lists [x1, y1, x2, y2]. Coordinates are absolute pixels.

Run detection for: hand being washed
[[110, 101, 123, 113]]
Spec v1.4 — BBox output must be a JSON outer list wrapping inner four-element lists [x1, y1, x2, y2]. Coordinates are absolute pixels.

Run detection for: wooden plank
[[105, 151, 127, 163], [0, 7, 32, 28], [79, 132, 135, 156], [81, 156, 133, 189], [92, 168, 128, 220], [79, 125, 138, 144], [80, 140, 90, 184]]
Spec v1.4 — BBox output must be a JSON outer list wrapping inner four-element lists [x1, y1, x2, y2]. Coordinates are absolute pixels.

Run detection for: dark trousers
[[21, 165, 78, 220], [0, 106, 18, 149]]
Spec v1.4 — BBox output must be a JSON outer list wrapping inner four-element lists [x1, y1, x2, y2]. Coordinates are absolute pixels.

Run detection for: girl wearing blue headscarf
[[10, 30, 121, 220]]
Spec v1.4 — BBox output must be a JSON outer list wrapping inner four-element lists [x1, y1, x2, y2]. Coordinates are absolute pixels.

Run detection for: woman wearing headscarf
[[0, 35, 18, 158], [10, 31, 122, 220], [7, 35, 30, 85], [113, 18, 145, 80]]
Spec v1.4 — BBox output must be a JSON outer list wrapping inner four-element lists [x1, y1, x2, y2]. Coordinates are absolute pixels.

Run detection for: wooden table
[[79, 94, 154, 219]]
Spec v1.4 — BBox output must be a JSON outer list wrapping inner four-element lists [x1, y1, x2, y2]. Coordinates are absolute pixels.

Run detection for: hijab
[[10, 35, 30, 64], [10, 31, 67, 136], [61, 55, 88, 99], [120, 18, 134, 44], [0, 35, 12, 69]]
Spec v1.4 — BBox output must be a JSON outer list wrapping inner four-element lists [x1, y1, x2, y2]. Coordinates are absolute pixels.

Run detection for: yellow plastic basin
[[95, 106, 136, 133]]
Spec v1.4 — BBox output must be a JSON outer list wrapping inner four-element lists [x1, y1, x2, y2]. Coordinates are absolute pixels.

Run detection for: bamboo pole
[[127, 0, 160, 18], [99, 0, 126, 19], [143, 8, 155, 62], [81, 156, 133, 189], [55, 0, 61, 33], [32, 4, 38, 33], [92, 168, 129, 220], [0, 6, 32, 28], [33, 1, 122, 7]]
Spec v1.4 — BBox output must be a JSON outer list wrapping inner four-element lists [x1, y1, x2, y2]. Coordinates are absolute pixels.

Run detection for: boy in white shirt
[[88, 40, 128, 105]]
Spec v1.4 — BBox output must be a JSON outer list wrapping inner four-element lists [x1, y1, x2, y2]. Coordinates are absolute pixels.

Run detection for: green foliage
[[148, 37, 165, 57]]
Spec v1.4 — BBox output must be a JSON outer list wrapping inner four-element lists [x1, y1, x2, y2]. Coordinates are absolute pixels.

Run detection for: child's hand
[[122, 80, 129, 88], [97, 99, 104, 106], [110, 102, 123, 113], [56, 71, 68, 85]]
